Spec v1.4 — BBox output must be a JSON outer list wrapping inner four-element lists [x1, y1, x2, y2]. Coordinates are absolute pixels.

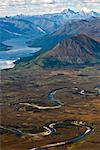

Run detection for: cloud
[[0, 0, 100, 16]]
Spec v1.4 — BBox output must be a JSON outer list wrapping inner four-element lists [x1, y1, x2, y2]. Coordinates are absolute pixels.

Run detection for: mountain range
[[28, 17, 100, 52], [0, 42, 11, 51], [0, 18, 47, 43], [19, 34, 99, 68], [0, 9, 100, 43], [0, 9, 100, 68]]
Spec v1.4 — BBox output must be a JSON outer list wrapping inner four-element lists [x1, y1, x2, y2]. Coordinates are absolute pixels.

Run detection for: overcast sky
[[0, 0, 100, 17]]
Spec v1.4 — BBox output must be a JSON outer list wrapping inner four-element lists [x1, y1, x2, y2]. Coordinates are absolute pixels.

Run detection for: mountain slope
[[32, 34, 100, 68], [0, 42, 11, 51], [1, 10, 100, 44], [28, 17, 100, 50], [0, 18, 47, 42]]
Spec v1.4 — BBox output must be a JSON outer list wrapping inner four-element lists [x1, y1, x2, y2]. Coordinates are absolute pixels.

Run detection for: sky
[[0, 0, 100, 16]]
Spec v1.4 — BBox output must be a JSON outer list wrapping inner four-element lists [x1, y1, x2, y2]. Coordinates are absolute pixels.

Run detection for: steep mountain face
[[0, 25, 19, 42], [28, 17, 100, 50], [23, 15, 60, 34], [56, 17, 100, 38], [0, 43, 11, 51], [0, 18, 47, 42], [33, 34, 100, 68]]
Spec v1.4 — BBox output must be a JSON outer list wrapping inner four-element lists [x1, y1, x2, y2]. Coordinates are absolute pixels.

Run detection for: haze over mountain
[[0, 43, 11, 51], [0, 9, 100, 43], [0, 9, 100, 68], [0, 18, 47, 42], [28, 17, 100, 50]]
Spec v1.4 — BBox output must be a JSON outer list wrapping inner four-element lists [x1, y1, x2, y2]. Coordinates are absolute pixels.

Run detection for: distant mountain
[[1, 9, 99, 43], [53, 16, 100, 38], [0, 42, 11, 51], [62, 9, 100, 19], [30, 34, 100, 68], [18, 9, 100, 35], [0, 24, 19, 42], [0, 18, 47, 42], [88, 11, 100, 17], [28, 17, 100, 50], [24, 9, 100, 26], [21, 15, 60, 34]]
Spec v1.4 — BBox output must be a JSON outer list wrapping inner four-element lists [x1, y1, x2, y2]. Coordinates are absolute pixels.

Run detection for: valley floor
[[0, 65, 100, 150]]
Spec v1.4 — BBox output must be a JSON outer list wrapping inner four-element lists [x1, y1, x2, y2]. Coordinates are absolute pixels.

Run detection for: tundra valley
[[0, 8, 100, 150]]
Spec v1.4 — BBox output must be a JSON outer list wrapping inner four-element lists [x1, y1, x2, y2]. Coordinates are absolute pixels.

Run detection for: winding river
[[0, 87, 93, 150], [19, 87, 65, 110], [30, 121, 93, 150]]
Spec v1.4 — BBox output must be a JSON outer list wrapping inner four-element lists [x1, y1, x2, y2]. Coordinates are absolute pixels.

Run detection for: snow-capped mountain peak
[[61, 9, 100, 19], [62, 8, 78, 14]]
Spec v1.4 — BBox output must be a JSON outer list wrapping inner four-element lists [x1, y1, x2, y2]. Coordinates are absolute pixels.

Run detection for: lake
[[0, 38, 41, 70]]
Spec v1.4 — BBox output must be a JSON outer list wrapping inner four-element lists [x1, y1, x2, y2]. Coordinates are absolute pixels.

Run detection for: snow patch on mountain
[[37, 26, 46, 34]]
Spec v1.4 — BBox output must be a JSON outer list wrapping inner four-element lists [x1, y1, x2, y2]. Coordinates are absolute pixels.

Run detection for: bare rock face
[[34, 34, 100, 68]]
